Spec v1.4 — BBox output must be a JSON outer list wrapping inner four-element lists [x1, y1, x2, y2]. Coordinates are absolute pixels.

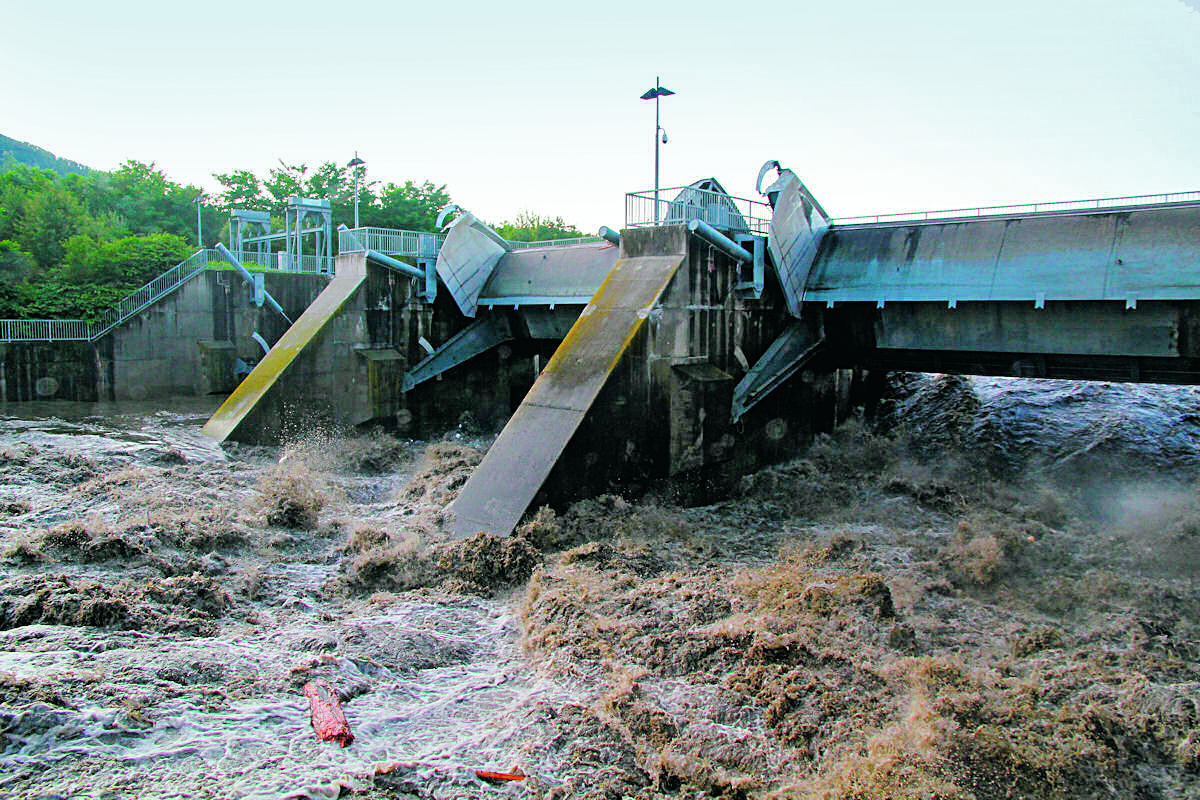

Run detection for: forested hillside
[[0, 134, 90, 177]]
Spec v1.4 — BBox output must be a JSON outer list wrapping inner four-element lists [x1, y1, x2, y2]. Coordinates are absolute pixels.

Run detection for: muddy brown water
[[1, 377, 1198, 799]]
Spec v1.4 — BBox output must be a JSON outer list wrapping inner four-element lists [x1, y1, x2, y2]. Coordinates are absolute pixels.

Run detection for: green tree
[[365, 180, 449, 231], [264, 161, 308, 212], [0, 165, 59, 244], [64, 233, 191, 286], [15, 182, 88, 266], [103, 160, 199, 238], [0, 240, 34, 286], [0, 161, 206, 319], [495, 211, 584, 242], [213, 168, 267, 210]]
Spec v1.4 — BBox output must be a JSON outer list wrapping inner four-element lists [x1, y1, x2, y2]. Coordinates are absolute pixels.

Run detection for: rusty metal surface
[[479, 243, 619, 303], [808, 205, 1200, 305], [446, 252, 686, 538]]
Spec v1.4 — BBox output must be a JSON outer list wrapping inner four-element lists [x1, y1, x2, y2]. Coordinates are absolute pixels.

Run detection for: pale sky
[[4, 0, 1199, 233]]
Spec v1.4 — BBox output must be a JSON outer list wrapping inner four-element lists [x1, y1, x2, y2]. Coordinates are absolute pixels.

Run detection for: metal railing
[[2, 246, 332, 344], [338, 226, 444, 258], [831, 189, 1200, 227], [625, 186, 772, 235], [0, 319, 93, 342], [507, 235, 604, 250], [88, 249, 214, 338], [338, 225, 601, 255], [217, 250, 332, 273]]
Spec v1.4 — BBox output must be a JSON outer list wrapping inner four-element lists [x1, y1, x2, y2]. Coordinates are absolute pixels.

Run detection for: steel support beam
[[731, 321, 825, 422], [403, 313, 513, 391]]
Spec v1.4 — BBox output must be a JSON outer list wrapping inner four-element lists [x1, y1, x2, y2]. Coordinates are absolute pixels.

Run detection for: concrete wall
[[809, 204, 1200, 304], [223, 261, 417, 442], [0, 341, 98, 402], [202, 256, 558, 444], [534, 226, 861, 510], [1, 270, 327, 404], [821, 299, 1200, 384]]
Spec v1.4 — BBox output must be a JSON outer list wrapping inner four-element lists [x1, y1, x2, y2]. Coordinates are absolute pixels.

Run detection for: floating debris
[[474, 769, 526, 784], [301, 679, 354, 747]]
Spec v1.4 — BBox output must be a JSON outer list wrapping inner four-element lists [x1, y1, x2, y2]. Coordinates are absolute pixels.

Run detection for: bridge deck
[[807, 203, 1200, 306]]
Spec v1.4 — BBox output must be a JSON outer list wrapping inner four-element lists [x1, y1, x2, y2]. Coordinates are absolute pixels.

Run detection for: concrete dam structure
[[0, 266, 326, 403], [8, 168, 1200, 538], [196, 163, 1200, 539]]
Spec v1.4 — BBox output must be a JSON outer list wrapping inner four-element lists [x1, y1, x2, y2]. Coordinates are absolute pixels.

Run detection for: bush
[[0, 239, 33, 286], [62, 232, 190, 286]]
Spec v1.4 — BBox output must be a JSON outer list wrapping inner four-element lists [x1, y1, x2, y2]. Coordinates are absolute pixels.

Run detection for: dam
[[6, 165, 1200, 537]]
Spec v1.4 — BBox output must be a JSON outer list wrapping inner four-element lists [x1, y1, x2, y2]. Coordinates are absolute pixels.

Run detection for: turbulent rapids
[[0, 377, 1197, 799]]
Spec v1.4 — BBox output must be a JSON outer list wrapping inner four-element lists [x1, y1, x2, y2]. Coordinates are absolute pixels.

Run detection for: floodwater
[[0, 399, 583, 799], [1, 377, 1198, 799]]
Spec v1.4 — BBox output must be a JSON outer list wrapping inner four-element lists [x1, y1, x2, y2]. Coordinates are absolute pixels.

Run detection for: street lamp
[[194, 193, 205, 248], [347, 153, 366, 229], [640, 78, 675, 223]]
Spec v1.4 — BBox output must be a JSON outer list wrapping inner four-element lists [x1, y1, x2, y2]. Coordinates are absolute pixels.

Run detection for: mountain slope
[[0, 134, 90, 176]]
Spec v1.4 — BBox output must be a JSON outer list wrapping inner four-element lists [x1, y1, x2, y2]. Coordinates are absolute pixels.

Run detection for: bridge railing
[[2, 245, 336, 344], [0, 319, 93, 342], [222, 250, 332, 273], [89, 249, 215, 338], [625, 186, 772, 235], [831, 189, 1200, 226], [338, 225, 602, 256], [507, 235, 605, 250], [338, 226, 444, 258]]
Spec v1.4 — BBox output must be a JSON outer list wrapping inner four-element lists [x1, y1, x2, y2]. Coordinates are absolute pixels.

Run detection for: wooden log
[[302, 679, 354, 747]]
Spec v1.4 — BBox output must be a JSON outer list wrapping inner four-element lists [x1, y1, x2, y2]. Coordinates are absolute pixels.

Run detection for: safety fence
[[507, 236, 604, 249], [831, 190, 1200, 226], [625, 186, 771, 235], [1, 247, 330, 343], [337, 227, 444, 258]]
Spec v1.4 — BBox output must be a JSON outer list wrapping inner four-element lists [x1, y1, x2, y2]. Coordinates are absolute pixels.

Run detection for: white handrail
[[831, 190, 1200, 226]]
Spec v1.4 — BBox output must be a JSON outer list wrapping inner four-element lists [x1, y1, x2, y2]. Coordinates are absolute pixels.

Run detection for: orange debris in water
[[474, 769, 526, 784], [302, 679, 354, 747]]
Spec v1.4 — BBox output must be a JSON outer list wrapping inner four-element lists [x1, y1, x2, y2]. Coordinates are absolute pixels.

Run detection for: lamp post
[[194, 193, 205, 248], [640, 78, 675, 223], [347, 153, 366, 229]]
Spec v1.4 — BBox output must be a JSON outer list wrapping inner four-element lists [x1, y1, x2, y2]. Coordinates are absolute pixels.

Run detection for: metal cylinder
[[686, 219, 754, 265], [251, 331, 271, 355], [216, 242, 293, 325], [366, 249, 425, 280], [215, 242, 256, 285], [598, 226, 621, 246]]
